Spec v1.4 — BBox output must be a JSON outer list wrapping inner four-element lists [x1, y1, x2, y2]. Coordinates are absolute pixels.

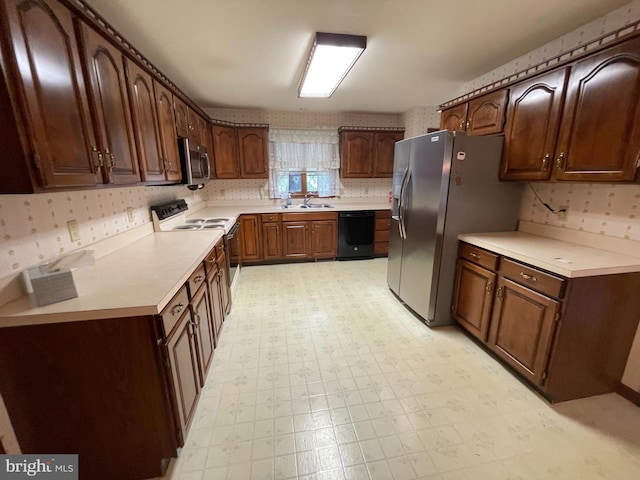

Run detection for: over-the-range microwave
[[178, 138, 211, 190]]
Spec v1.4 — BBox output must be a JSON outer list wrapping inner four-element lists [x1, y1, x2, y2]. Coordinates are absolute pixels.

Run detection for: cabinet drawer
[[187, 264, 206, 297], [204, 247, 218, 276], [458, 243, 499, 271], [374, 230, 389, 243], [375, 218, 390, 230], [375, 209, 391, 219], [282, 212, 337, 222], [374, 241, 389, 255], [261, 213, 281, 223], [161, 285, 189, 337], [500, 258, 565, 298]]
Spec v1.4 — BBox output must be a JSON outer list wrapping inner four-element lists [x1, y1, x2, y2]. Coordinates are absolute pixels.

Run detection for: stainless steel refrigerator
[[387, 131, 523, 327]]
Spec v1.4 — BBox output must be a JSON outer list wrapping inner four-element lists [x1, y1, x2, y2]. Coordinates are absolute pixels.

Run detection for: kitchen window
[[268, 128, 340, 198]]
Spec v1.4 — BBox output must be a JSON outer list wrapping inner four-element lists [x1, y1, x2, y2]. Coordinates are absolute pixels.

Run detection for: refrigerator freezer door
[[398, 131, 450, 320], [387, 139, 411, 295]]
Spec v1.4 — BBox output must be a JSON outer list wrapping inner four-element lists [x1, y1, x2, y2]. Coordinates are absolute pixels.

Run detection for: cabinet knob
[[469, 252, 480, 260], [485, 280, 493, 294], [496, 286, 504, 300], [466, 120, 471, 131], [555, 152, 565, 171]]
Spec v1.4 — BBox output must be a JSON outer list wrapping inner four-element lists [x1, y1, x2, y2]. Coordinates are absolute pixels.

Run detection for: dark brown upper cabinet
[[153, 80, 182, 183], [340, 130, 404, 178], [126, 59, 165, 183], [439, 90, 507, 135], [500, 69, 568, 181], [553, 36, 640, 182], [212, 125, 240, 178], [79, 23, 140, 185], [238, 127, 269, 178], [0, 0, 102, 193], [173, 96, 189, 139], [439, 104, 468, 132]]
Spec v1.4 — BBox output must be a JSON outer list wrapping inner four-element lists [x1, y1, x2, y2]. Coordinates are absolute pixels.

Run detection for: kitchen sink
[[281, 204, 334, 209]]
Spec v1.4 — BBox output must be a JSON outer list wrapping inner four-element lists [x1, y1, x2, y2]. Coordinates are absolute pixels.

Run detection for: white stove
[[150, 199, 241, 298], [150, 199, 236, 234]]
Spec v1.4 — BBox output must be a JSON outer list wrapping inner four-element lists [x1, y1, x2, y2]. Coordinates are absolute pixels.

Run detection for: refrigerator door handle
[[397, 169, 409, 239], [400, 170, 411, 240]]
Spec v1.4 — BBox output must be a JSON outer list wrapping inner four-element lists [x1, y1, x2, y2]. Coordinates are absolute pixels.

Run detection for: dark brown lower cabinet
[[190, 282, 215, 385], [0, 316, 177, 480], [238, 214, 263, 262], [282, 222, 309, 258], [281, 212, 337, 260], [451, 259, 496, 342], [453, 241, 640, 402], [488, 276, 559, 386], [262, 217, 283, 261], [311, 221, 337, 258]]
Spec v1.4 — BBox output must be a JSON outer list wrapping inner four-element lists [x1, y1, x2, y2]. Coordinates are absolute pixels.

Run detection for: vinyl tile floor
[[164, 258, 640, 480]]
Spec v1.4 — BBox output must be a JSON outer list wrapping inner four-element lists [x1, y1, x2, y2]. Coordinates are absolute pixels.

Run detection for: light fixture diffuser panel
[[298, 33, 367, 98]]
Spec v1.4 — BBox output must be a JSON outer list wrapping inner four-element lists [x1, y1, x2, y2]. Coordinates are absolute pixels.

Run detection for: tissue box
[[28, 266, 78, 306]]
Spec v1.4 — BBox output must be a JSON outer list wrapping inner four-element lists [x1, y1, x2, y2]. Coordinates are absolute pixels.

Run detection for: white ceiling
[[84, 0, 630, 114]]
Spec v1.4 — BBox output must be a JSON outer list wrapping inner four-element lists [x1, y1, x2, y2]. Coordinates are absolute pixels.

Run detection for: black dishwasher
[[338, 211, 375, 259]]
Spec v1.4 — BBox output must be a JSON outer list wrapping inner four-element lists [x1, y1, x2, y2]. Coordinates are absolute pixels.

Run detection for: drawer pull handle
[[193, 275, 204, 284], [486, 280, 493, 294], [496, 286, 504, 299], [469, 252, 480, 259], [171, 303, 184, 315], [520, 272, 537, 282]]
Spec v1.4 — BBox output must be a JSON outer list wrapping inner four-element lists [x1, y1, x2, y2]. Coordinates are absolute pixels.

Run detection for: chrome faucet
[[303, 193, 313, 206]]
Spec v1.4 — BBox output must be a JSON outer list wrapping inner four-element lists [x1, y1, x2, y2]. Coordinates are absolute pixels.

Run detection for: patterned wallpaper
[[0, 185, 206, 278], [402, 107, 441, 138], [458, 0, 640, 243]]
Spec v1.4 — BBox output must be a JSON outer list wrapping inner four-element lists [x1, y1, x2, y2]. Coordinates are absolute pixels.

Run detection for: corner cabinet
[[452, 241, 640, 402], [0, 0, 102, 192], [340, 129, 404, 178]]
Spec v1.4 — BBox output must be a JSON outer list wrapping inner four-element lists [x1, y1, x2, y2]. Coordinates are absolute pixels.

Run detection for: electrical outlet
[[67, 220, 80, 242], [557, 206, 568, 221], [126, 207, 135, 223]]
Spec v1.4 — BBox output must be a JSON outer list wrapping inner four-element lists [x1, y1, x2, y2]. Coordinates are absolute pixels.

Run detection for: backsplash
[[522, 183, 640, 242], [0, 185, 205, 277]]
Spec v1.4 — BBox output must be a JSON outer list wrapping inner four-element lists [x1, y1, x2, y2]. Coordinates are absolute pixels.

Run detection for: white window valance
[[268, 128, 340, 170]]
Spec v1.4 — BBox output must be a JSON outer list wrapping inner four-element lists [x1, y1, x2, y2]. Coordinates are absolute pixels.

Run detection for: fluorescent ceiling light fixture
[[298, 32, 367, 98]]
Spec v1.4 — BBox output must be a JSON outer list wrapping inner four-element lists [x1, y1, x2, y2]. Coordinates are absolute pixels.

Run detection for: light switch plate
[[67, 220, 80, 242]]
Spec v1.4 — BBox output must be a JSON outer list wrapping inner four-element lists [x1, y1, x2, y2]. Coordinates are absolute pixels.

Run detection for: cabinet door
[[262, 222, 282, 260], [126, 60, 164, 183], [488, 277, 559, 386], [212, 125, 240, 178], [191, 285, 214, 386], [79, 23, 139, 185], [153, 80, 182, 182], [311, 221, 337, 258], [466, 89, 508, 135], [238, 127, 268, 178], [554, 36, 640, 182], [373, 132, 403, 177], [501, 69, 568, 181], [451, 260, 496, 342], [239, 214, 262, 262], [173, 96, 189, 138], [164, 310, 200, 442], [282, 222, 309, 258], [187, 108, 199, 145], [341, 131, 374, 177], [439, 104, 467, 132], [2, 0, 101, 188]]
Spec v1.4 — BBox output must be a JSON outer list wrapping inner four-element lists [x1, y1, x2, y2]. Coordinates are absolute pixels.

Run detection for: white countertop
[[459, 231, 640, 278], [0, 231, 223, 327]]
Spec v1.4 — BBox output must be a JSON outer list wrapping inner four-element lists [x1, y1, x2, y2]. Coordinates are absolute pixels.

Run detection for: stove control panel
[[150, 199, 188, 221]]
